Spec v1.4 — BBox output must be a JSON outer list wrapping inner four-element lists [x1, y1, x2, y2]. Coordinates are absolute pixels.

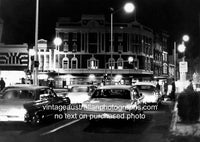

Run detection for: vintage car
[[0, 84, 37, 97], [133, 82, 163, 104], [65, 85, 97, 104], [81, 85, 144, 121], [0, 85, 70, 124]]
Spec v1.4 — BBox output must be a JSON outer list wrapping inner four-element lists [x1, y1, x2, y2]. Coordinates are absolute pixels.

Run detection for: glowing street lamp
[[182, 34, 190, 42], [53, 37, 62, 46], [128, 56, 134, 63], [123, 2, 135, 13], [178, 43, 186, 53]]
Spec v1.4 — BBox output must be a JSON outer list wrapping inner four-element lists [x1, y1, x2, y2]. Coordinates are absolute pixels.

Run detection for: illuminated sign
[[0, 44, 28, 70]]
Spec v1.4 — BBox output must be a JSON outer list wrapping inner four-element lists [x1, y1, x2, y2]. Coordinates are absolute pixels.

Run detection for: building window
[[62, 57, 69, 69], [118, 43, 123, 53], [163, 52, 167, 62], [45, 54, 50, 70], [88, 32, 98, 53], [72, 42, 77, 52], [72, 33, 77, 41], [117, 58, 123, 69], [39, 54, 44, 71], [163, 63, 168, 74], [108, 58, 115, 69], [87, 57, 99, 69], [71, 57, 78, 69], [63, 42, 69, 52]]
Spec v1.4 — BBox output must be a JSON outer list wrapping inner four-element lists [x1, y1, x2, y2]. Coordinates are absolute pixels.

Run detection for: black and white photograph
[[0, 0, 200, 142]]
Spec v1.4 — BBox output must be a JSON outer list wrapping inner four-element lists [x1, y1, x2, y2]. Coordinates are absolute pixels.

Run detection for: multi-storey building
[[0, 18, 3, 43], [153, 32, 169, 80], [168, 55, 175, 79], [36, 15, 169, 88]]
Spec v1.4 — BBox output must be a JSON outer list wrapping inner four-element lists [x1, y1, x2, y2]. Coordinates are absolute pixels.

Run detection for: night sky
[[0, 0, 200, 57]]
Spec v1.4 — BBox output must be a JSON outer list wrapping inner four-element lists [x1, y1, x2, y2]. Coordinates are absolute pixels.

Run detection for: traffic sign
[[179, 61, 188, 72]]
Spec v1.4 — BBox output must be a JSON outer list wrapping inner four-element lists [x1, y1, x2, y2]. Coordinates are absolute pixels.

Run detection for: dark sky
[[0, 0, 200, 57]]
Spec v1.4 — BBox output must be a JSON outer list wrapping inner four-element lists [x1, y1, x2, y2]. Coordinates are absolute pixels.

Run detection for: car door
[[38, 88, 67, 116]]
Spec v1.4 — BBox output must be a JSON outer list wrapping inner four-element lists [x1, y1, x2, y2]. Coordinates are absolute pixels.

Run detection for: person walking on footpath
[[0, 78, 5, 91], [170, 78, 176, 101], [185, 79, 194, 92], [163, 80, 168, 99], [156, 79, 160, 91]]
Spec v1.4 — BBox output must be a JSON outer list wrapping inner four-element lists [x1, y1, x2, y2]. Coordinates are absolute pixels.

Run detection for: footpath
[[169, 101, 200, 142]]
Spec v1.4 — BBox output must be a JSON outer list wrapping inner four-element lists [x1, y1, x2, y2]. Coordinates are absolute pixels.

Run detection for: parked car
[[65, 85, 97, 104], [133, 82, 163, 104], [81, 85, 144, 121], [0, 84, 37, 97], [0, 85, 70, 124]]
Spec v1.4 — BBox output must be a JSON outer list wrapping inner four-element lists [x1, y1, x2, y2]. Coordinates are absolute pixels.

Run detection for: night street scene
[[1, 0, 200, 142]]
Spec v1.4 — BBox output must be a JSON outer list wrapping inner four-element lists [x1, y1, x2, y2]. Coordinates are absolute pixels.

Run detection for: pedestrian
[[185, 79, 194, 92], [170, 78, 176, 101], [164, 80, 168, 97], [156, 79, 160, 91], [48, 81, 54, 88], [0, 77, 5, 90]]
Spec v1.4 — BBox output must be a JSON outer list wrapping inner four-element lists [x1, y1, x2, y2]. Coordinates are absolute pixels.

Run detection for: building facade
[[0, 18, 3, 43], [36, 15, 169, 88], [153, 32, 169, 79], [0, 43, 29, 86]]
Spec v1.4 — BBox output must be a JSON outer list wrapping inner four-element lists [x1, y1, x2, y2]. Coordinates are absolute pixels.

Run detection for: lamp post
[[53, 37, 62, 77], [177, 34, 189, 82], [174, 34, 189, 81], [110, 2, 135, 83], [33, 0, 39, 85]]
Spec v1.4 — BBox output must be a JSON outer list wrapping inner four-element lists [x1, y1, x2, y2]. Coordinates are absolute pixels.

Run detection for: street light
[[123, 2, 135, 13], [128, 56, 134, 63], [183, 35, 190, 42], [173, 34, 190, 81], [178, 43, 186, 54], [110, 2, 135, 83], [33, 0, 39, 85], [54, 37, 62, 77], [54, 37, 62, 47]]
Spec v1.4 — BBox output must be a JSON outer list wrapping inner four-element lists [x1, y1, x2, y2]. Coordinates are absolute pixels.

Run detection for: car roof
[[97, 85, 132, 90], [133, 82, 156, 87], [68, 84, 96, 88], [3, 85, 50, 91]]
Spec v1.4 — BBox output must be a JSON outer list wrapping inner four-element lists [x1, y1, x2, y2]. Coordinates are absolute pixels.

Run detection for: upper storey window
[[108, 58, 115, 69], [87, 57, 99, 69], [71, 57, 78, 69], [88, 33, 98, 53]]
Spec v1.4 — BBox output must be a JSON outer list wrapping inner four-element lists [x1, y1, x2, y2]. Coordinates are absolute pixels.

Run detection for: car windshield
[[71, 86, 89, 92], [91, 89, 131, 99], [136, 85, 155, 91], [2, 90, 35, 100]]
